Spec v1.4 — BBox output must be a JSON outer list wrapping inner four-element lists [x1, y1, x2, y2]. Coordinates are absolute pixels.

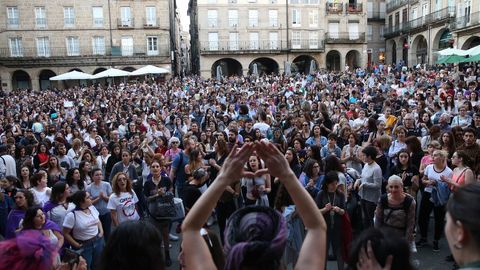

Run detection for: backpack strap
[[402, 195, 413, 213]]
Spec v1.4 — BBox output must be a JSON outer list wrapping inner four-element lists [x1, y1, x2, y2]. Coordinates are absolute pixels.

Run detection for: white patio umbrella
[[466, 45, 480, 56], [130, 65, 170, 76], [436, 48, 468, 56], [91, 68, 131, 79], [49, 70, 93, 81]]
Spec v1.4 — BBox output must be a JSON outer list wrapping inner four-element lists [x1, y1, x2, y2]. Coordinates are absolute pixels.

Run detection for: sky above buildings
[[178, 0, 189, 32]]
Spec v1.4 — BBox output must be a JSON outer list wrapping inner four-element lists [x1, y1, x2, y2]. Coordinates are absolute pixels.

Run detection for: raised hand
[[217, 143, 255, 185], [254, 141, 294, 179]]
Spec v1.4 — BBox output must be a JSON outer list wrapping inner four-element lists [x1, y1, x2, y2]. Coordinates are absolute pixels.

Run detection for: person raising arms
[[181, 141, 327, 270]]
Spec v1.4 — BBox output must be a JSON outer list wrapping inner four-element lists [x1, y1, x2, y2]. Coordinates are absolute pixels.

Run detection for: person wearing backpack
[[0, 144, 17, 179], [374, 175, 416, 248]]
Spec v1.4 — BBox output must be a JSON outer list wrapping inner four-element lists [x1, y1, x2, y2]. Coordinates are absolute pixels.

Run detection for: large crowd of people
[[1, 63, 480, 270]]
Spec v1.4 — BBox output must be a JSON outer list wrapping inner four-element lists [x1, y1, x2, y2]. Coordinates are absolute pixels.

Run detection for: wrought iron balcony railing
[[325, 32, 366, 43], [451, 11, 479, 30], [199, 39, 325, 53], [326, 3, 343, 14]]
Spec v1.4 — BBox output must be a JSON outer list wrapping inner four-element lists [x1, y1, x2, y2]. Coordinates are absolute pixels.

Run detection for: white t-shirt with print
[[107, 191, 140, 224]]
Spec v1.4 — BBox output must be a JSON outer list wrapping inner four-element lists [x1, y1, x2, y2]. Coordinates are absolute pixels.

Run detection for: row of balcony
[[326, 3, 363, 14], [200, 40, 324, 53], [386, 0, 418, 13], [199, 33, 365, 53], [367, 11, 386, 20], [117, 18, 163, 29], [451, 11, 480, 31], [0, 46, 170, 59], [6, 18, 163, 30], [383, 6, 455, 38]]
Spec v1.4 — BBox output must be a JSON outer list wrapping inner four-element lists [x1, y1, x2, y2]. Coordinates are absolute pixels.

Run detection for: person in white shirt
[[107, 172, 140, 227], [63, 190, 104, 270], [252, 110, 271, 139], [417, 150, 453, 252], [0, 144, 17, 178], [30, 171, 51, 208], [451, 106, 472, 128]]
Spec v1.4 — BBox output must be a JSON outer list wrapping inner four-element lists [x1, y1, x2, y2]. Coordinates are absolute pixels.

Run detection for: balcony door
[[120, 7, 132, 26], [121, 36, 133, 56], [348, 23, 359, 40]]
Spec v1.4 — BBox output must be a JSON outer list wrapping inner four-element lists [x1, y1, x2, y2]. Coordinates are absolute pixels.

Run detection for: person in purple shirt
[[6, 189, 60, 239]]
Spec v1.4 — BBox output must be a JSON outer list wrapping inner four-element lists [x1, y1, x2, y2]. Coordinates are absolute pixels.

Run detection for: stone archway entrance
[[39, 69, 57, 90], [12, 70, 31, 90], [292, 55, 318, 74], [326, 51, 341, 71], [211, 58, 243, 78], [461, 36, 480, 50], [391, 40, 397, 64], [345, 50, 361, 68], [248, 57, 279, 75]]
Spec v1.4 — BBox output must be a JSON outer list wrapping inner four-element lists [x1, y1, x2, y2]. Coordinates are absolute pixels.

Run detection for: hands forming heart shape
[[217, 141, 294, 184]]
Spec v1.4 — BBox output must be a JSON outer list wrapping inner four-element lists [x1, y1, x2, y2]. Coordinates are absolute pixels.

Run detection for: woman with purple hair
[[181, 141, 327, 270]]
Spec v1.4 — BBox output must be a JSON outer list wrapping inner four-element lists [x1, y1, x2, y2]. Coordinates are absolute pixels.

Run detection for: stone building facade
[[0, 0, 180, 90], [367, 0, 387, 66], [192, 0, 368, 78], [384, 0, 480, 66]]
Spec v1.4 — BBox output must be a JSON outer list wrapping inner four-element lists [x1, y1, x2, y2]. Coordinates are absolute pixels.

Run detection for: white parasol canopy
[[91, 68, 131, 79], [436, 48, 469, 56], [130, 65, 170, 76], [49, 70, 93, 81]]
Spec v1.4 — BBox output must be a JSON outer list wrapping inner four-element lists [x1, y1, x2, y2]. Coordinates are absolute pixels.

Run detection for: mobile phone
[[62, 248, 80, 265]]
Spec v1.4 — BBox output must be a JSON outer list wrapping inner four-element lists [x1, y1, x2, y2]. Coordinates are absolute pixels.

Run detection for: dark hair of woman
[[367, 118, 377, 132], [324, 155, 342, 175], [90, 168, 102, 178], [246, 154, 263, 171], [348, 228, 414, 270], [405, 136, 422, 154], [455, 150, 473, 168], [79, 161, 90, 180], [22, 207, 43, 230], [30, 172, 44, 187], [321, 171, 340, 192], [66, 168, 85, 190], [429, 125, 441, 138], [50, 182, 68, 204], [286, 147, 300, 168], [440, 131, 456, 157], [16, 189, 34, 209], [446, 183, 480, 249], [308, 144, 322, 164], [68, 190, 87, 207], [303, 159, 320, 179], [98, 220, 165, 270], [274, 183, 293, 211]]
